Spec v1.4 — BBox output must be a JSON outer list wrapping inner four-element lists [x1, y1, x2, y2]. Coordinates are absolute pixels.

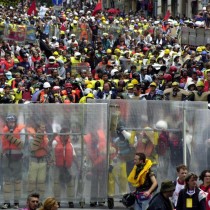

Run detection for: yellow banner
[[0, 0, 20, 6]]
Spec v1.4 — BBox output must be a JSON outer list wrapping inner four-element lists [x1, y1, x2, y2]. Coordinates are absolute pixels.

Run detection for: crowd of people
[[0, 1, 210, 104]]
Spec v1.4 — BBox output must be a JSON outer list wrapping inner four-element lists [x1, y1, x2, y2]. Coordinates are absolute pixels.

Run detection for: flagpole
[[22, 0, 24, 13]]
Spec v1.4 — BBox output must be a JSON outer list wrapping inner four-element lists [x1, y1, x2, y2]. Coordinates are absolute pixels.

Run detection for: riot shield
[[88, 100, 207, 200], [185, 109, 210, 173], [0, 104, 108, 208]]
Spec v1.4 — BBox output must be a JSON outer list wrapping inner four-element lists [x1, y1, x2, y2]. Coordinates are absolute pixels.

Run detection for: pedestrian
[[176, 172, 207, 210], [199, 169, 210, 192], [20, 193, 40, 210], [39, 197, 59, 210], [128, 152, 158, 210], [172, 164, 188, 208], [147, 180, 175, 210]]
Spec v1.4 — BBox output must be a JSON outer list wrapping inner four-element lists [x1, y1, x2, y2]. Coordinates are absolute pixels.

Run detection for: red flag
[[92, 2, 102, 16], [27, 0, 37, 16], [164, 10, 171, 21]]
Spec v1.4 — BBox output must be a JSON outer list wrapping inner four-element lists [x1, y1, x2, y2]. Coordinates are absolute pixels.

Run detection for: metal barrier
[[181, 26, 210, 46]]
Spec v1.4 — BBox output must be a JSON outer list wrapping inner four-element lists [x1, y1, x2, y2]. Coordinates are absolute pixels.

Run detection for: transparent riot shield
[[185, 109, 210, 174], [89, 100, 207, 202], [81, 103, 109, 206], [0, 104, 108, 209], [0, 105, 30, 207]]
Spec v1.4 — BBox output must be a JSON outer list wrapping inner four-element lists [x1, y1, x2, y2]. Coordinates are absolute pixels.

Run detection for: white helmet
[[84, 88, 92, 96], [74, 52, 81, 57], [155, 120, 168, 130], [43, 82, 51, 89], [111, 69, 118, 77]]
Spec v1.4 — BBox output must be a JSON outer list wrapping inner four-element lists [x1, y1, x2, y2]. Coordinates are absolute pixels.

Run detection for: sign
[[26, 26, 36, 42], [53, 5, 62, 10], [52, 0, 62, 5], [4, 24, 26, 42]]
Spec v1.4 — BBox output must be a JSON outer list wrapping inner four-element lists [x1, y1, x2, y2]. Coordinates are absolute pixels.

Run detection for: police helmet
[[6, 114, 17, 123]]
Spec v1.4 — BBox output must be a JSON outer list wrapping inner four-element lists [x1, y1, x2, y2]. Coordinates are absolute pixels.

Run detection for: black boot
[[68, 202, 74, 208], [90, 202, 97, 207]]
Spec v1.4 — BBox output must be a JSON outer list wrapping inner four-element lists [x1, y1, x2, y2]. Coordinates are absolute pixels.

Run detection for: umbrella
[[107, 8, 119, 14]]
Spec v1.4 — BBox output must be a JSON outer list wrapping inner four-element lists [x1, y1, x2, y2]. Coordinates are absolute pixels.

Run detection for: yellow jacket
[[128, 159, 153, 188]]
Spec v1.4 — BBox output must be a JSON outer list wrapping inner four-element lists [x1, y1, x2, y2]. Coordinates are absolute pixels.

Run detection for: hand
[[36, 130, 44, 138], [116, 125, 124, 134], [143, 191, 150, 197], [5, 133, 12, 140]]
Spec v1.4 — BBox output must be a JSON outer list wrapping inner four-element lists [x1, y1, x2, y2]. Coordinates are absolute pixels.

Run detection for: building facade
[[103, 0, 209, 18], [157, 0, 208, 18]]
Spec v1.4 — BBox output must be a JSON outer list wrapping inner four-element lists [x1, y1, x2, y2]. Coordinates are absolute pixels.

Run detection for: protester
[[0, 0, 208, 105]]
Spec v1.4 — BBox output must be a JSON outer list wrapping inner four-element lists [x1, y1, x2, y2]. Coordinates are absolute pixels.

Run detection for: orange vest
[[136, 139, 154, 157], [54, 136, 73, 168], [26, 127, 48, 157], [61, 90, 76, 103], [39, 90, 47, 103], [84, 129, 106, 166], [80, 23, 88, 40], [2, 124, 25, 152]]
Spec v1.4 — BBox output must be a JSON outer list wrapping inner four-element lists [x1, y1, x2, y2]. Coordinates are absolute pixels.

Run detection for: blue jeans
[[134, 197, 151, 210]]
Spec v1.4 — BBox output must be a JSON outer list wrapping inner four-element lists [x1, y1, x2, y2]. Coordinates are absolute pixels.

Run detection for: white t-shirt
[[172, 177, 185, 207]]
